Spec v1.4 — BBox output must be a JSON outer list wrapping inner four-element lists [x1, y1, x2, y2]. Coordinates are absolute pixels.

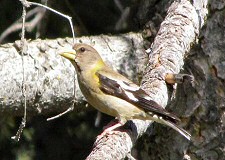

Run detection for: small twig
[[114, 0, 124, 13], [115, 7, 130, 31], [73, 70, 76, 109], [47, 72, 77, 121], [28, 1, 75, 43], [127, 153, 136, 160], [0, 0, 75, 44], [165, 73, 194, 84], [47, 71, 77, 121], [0, 7, 45, 43], [47, 106, 74, 121], [95, 111, 102, 127], [11, 3, 27, 142]]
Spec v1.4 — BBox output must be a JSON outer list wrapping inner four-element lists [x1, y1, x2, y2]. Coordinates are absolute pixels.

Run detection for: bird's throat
[[92, 60, 105, 71], [90, 60, 105, 81]]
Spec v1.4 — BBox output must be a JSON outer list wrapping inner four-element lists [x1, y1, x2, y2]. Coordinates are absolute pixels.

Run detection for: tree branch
[[0, 33, 146, 116]]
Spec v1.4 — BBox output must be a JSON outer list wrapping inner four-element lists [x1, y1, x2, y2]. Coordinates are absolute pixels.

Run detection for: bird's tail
[[159, 118, 191, 141]]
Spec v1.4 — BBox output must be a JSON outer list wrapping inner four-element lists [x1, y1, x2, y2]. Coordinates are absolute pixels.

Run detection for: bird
[[59, 43, 191, 140]]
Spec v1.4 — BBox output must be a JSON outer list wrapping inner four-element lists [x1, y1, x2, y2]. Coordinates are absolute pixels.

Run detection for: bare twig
[[114, 0, 123, 13], [47, 106, 74, 121], [11, 2, 27, 142], [28, 1, 75, 43], [0, 0, 75, 44], [0, 7, 45, 43], [115, 7, 130, 31]]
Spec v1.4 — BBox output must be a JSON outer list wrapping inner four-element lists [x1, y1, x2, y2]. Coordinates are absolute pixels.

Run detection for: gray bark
[[0, 33, 147, 115], [137, 0, 225, 160]]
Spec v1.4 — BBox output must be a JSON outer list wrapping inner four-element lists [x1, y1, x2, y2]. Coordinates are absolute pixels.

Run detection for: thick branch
[[0, 33, 147, 115]]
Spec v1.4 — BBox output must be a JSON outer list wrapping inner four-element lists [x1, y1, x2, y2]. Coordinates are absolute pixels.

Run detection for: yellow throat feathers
[[91, 59, 105, 81]]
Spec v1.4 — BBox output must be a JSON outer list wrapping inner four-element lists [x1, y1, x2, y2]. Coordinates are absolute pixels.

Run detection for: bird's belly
[[86, 91, 145, 120], [78, 78, 146, 120]]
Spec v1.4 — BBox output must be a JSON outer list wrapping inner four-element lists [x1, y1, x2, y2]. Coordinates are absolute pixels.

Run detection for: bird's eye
[[80, 47, 85, 52]]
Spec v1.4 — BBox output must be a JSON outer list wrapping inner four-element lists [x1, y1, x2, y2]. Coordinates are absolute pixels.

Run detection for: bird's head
[[60, 43, 105, 72]]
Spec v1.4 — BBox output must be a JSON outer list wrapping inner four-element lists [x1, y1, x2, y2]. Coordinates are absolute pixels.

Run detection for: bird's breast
[[78, 78, 146, 120]]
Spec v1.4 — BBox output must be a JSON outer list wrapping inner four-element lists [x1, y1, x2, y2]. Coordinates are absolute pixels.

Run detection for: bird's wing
[[96, 70, 180, 123]]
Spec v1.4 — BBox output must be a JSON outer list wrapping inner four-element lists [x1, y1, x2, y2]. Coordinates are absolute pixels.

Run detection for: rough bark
[[138, 0, 225, 160], [0, 33, 147, 116]]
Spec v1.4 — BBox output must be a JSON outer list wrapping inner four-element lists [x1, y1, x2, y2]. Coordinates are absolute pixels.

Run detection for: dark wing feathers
[[131, 94, 179, 122], [97, 73, 179, 123], [98, 73, 128, 100]]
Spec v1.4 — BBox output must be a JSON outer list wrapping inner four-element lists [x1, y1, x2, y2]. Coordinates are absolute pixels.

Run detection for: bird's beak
[[59, 49, 76, 61]]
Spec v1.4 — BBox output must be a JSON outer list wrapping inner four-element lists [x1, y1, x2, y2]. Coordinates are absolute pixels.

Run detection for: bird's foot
[[102, 119, 120, 130], [95, 121, 123, 144]]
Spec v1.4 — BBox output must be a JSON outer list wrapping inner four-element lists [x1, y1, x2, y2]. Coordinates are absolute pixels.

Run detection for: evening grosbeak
[[60, 43, 191, 140]]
